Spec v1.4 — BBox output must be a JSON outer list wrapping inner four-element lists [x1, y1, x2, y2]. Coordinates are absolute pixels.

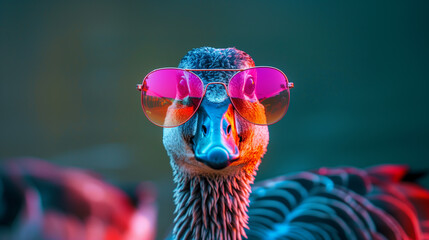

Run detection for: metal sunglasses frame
[[136, 66, 294, 127]]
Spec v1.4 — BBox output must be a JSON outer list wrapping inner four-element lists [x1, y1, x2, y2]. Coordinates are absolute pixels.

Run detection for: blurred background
[[1, 1, 428, 238]]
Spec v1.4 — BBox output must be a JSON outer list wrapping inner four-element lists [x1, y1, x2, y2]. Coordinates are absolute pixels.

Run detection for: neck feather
[[172, 170, 255, 240]]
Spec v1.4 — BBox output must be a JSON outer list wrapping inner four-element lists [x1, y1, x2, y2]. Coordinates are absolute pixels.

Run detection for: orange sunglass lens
[[141, 69, 204, 127]]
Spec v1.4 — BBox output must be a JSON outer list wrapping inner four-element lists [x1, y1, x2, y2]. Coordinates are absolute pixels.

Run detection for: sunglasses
[[136, 67, 294, 127]]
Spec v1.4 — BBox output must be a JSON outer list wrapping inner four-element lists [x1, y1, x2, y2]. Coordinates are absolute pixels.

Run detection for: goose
[[0, 158, 157, 240], [139, 47, 429, 240]]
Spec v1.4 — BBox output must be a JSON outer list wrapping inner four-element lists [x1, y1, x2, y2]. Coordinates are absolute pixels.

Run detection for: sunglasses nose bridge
[[203, 82, 229, 98], [204, 82, 228, 89]]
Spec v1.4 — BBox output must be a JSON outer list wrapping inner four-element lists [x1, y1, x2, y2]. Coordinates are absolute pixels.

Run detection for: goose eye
[[178, 78, 189, 99], [244, 76, 255, 96]]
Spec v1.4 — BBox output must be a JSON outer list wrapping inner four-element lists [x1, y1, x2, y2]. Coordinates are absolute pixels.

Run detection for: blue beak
[[192, 99, 240, 170]]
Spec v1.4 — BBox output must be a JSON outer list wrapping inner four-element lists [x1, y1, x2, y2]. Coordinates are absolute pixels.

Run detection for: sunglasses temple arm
[[136, 84, 143, 91]]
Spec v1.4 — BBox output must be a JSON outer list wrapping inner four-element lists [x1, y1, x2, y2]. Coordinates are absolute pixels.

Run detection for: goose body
[[247, 165, 429, 240], [161, 47, 429, 240], [0, 159, 157, 240]]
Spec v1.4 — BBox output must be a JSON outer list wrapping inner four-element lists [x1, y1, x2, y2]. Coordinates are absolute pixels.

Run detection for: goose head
[[162, 47, 270, 178]]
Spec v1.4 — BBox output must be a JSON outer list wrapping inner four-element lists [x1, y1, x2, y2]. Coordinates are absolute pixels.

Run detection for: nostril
[[226, 125, 232, 135], [202, 125, 208, 136]]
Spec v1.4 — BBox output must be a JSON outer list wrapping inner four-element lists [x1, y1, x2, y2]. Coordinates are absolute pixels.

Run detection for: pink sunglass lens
[[141, 69, 204, 127], [229, 67, 290, 125]]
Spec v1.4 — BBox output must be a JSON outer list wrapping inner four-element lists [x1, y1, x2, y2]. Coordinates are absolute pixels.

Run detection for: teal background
[[1, 1, 428, 238]]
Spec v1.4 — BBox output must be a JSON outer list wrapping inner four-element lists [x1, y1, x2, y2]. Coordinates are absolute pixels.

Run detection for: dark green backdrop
[[1, 1, 428, 238]]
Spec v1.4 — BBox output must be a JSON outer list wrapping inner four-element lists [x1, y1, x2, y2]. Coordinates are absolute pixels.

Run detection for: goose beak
[[192, 100, 240, 170]]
